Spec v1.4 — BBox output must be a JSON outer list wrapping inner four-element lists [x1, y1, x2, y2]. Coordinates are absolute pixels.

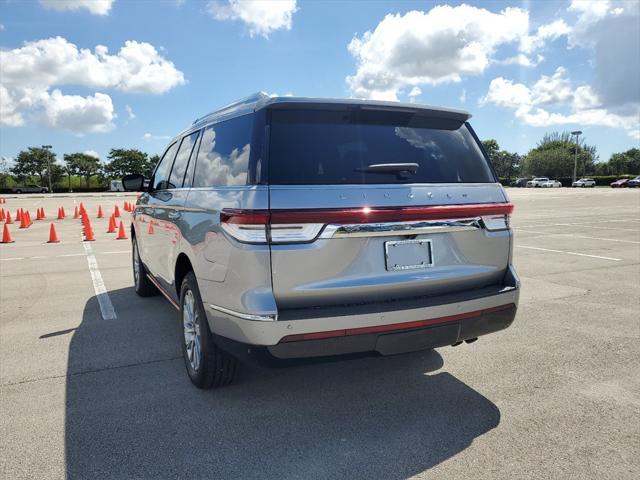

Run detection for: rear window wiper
[[356, 163, 419, 174]]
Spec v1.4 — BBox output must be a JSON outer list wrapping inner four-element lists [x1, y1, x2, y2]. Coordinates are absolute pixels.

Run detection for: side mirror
[[122, 174, 145, 191]]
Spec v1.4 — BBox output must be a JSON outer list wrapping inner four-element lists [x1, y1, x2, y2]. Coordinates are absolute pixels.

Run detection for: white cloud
[[41, 89, 115, 134], [0, 36, 184, 133], [40, 0, 114, 16], [520, 19, 571, 54], [143, 133, 171, 142], [346, 5, 537, 100], [481, 67, 639, 139], [125, 104, 135, 120], [207, 0, 298, 38], [40, 90, 115, 133], [459, 88, 467, 104], [408, 87, 421, 97], [1, 37, 185, 95], [83, 150, 100, 159]]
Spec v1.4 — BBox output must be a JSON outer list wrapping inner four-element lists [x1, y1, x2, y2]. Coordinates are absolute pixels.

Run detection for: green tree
[[147, 154, 161, 177], [64, 153, 102, 187], [11, 147, 56, 186], [104, 149, 152, 178], [521, 132, 597, 178], [482, 139, 521, 181], [607, 148, 640, 175]]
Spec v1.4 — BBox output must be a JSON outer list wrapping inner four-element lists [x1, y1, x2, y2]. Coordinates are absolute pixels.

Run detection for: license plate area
[[384, 239, 434, 271]]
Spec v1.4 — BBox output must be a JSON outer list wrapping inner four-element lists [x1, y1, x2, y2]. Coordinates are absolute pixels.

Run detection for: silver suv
[[123, 93, 520, 389]]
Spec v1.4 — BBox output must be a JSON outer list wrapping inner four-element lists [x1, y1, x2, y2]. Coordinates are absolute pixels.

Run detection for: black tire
[[180, 271, 238, 389], [41, 189, 47, 193], [15, 189, 22, 194], [132, 237, 158, 297]]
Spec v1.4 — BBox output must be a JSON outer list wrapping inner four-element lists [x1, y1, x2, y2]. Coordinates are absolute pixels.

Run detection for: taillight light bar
[[220, 203, 513, 244]]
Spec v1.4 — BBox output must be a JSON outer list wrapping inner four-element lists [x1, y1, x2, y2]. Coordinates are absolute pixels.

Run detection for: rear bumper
[[206, 266, 520, 360], [215, 303, 516, 367]]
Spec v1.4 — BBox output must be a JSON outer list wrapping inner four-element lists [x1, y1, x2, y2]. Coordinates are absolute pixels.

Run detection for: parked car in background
[[627, 176, 640, 188], [572, 178, 596, 187], [511, 178, 532, 187], [526, 177, 549, 187], [12, 184, 48, 194], [610, 179, 629, 188], [541, 179, 562, 188], [122, 92, 520, 389]]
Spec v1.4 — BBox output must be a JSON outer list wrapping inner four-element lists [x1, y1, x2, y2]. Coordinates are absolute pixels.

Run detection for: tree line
[[0, 148, 160, 191], [482, 132, 639, 181]]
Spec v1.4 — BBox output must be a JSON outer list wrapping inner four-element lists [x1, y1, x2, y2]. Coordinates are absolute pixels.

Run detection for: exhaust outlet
[[465, 338, 478, 344]]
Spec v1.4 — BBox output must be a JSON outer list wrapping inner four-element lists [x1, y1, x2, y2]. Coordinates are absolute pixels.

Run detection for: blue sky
[[1, 0, 638, 166]]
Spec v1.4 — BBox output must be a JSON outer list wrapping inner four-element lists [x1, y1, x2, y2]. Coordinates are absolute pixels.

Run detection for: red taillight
[[220, 203, 513, 244], [269, 203, 513, 224]]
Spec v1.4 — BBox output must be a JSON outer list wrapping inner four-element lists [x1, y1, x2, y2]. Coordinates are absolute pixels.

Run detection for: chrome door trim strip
[[320, 218, 483, 239], [207, 303, 278, 322]]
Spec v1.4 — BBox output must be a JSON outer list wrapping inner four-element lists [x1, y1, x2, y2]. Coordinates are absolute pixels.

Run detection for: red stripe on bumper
[[280, 303, 516, 343]]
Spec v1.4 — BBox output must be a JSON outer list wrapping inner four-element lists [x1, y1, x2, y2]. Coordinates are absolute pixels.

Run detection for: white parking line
[[82, 239, 117, 320], [516, 221, 640, 232], [514, 228, 640, 245], [516, 245, 622, 261]]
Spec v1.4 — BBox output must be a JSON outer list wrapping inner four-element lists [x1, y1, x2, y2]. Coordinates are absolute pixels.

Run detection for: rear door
[[265, 106, 512, 309]]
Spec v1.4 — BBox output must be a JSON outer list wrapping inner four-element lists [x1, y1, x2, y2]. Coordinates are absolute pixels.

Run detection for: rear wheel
[[15, 189, 22, 194], [180, 271, 238, 389], [132, 237, 158, 297]]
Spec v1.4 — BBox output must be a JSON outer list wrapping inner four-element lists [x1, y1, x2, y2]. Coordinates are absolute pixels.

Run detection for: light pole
[[42, 144, 53, 192], [571, 131, 582, 184]]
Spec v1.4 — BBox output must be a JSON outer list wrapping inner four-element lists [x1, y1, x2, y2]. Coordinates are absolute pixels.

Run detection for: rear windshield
[[268, 109, 495, 185]]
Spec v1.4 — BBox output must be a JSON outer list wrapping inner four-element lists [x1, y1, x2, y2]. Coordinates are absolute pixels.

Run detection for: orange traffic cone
[[1, 223, 14, 243], [84, 221, 95, 241], [5, 211, 12, 224], [40, 207, 46, 219], [116, 220, 127, 240], [60, 206, 66, 218], [73, 206, 79, 219], [79, 202, 86, 215], [47, 223, 59, 243], [57, 207, 63, 220], [107, 215, 116, 233], [16, 209, 22, 223], [114, 205, 121, 218], [97, 206, 103, 218], [19, 211, 29, 229], [147, 220, 154, 234], [36, 208, 42, 220], [0, 209, 4, 221]]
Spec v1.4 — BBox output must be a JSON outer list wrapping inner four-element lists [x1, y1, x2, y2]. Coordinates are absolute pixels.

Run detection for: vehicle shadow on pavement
[[65, 288, 500, 480]]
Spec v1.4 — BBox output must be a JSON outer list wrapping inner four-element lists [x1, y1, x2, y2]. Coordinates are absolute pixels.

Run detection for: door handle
[[168, 211, 181, 220]]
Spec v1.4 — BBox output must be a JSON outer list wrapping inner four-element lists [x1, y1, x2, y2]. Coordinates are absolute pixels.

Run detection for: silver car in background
[[123, 93, 520, 389]]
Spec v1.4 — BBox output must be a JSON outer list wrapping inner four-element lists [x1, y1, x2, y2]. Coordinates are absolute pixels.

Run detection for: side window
[[153, 142, 179, 191], [193, 114, 253, 187], [168, 131, 200, 189]]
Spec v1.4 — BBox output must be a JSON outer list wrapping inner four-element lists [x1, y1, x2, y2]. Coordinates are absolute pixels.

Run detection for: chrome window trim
[[207, 303, 278, 322], [320, 218, 483, 239]]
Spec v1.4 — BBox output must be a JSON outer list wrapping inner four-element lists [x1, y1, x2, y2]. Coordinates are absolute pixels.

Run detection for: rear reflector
[[280, 303, 516, 342], [220, 203, 513, 244]]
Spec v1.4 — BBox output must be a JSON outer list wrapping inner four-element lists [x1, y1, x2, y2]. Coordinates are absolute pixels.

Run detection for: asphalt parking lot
[[1, 188, 639, 479]]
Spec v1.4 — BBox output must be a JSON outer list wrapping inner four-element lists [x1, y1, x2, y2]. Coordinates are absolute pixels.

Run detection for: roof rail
[[192, 92, 271, 125]]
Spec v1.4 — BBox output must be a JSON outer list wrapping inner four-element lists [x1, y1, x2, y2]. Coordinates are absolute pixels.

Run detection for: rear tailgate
[[268, 185, 511, 309], [266, 106, 512, 310]]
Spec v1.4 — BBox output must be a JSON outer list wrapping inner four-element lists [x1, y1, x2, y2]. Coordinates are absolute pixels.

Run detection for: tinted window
[[268, 109, 495, 184], [168, 131, 199, 189], [193, 114, 253, 187], [153, 142, 178, 190]]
